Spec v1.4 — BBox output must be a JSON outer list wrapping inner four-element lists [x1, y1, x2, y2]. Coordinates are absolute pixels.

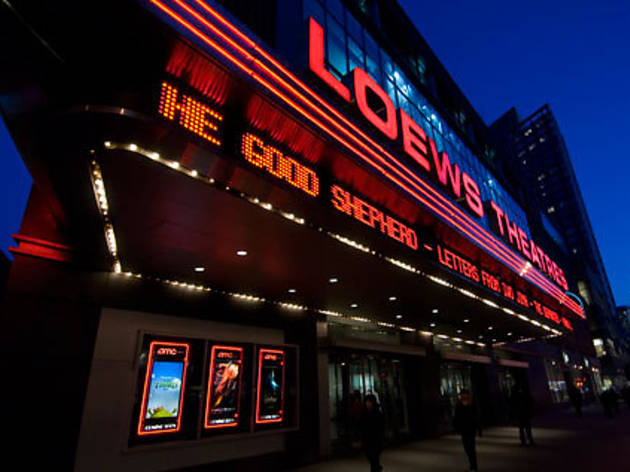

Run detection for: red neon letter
[[529, 239, 543, 270], [537, 247, 548, 273], [518, 227, 531, 260], [399, 109, 430, 172], [463, 173, 484, 218], [308, 18, 350, 102], [490, 201, 505, 235], [353, 68, 398, 140], [557, 268, 568, 291], [429, 139, 461, 197], [505, 217, 521, 251]]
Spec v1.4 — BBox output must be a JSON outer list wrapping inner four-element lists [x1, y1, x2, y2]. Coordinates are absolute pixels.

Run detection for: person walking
[[360, 393, 385, 472], [513, 386, 535, 446], [453, 389, 479, 472], [568, 384, 583, 417]]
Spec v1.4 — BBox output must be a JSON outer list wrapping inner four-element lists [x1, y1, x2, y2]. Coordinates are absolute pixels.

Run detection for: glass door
[[328, 351, 411, 450]]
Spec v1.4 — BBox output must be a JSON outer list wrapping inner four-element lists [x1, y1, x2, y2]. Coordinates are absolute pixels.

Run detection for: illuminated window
[[593, 338, 606, 357]]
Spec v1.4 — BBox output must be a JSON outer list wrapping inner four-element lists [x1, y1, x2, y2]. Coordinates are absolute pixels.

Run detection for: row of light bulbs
[[92, 141, 564, 346]]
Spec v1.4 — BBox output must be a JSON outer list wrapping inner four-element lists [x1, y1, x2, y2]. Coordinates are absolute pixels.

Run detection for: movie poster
[[204, 345, 244, 428], [137, 341, 189, 435], [256, 348, 285, 424]]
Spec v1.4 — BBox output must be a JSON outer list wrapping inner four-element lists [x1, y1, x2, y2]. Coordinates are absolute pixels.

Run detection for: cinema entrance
[[327, 349, 413, 451]]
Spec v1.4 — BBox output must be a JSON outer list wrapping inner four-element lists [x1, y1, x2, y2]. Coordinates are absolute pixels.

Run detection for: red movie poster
[[204, 345, 244, 428]]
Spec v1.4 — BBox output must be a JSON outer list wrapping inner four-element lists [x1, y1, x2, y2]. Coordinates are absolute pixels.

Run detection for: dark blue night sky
[[399, 0, 630, 306], [0, 117, 31, 260], [1, 1, 628, 305]]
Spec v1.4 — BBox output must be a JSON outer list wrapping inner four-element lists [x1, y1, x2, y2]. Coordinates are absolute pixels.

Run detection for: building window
[[593, 338, 606, 357], [578, 281, 591, 305], [544, 359, 568, 403]]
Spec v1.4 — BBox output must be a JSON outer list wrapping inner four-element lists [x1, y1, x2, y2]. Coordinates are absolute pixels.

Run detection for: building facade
[[492, 105, 628, 388], [0, 1, 605, 470]]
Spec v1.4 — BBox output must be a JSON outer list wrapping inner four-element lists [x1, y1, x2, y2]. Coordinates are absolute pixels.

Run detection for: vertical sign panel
[[204, 345, 244, 429], [256, 348, 285, 424], [137, 341, 190, 436]]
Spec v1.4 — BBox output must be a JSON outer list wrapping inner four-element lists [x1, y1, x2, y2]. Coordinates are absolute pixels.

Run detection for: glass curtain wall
[[302, 0, 530, 233]]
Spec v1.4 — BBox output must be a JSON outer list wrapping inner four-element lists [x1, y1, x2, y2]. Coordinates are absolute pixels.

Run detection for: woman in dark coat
[[360, 393, 385, 472], [453, 389, 479, 472]]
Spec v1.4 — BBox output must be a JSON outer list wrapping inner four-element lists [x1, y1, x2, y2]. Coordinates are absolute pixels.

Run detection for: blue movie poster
[[146, 361, 184, 419]]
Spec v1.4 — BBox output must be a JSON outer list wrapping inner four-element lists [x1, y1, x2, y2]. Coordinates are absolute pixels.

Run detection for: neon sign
[[489, 201, 568, 290], [437, 245, 479, 282], [158, 81, 223, 146], [308, 18, 483, 219], [241, 132, 320, 197], [331, 184, 419, 250], [436, 244, 573, 331], [146, 1, 583, 318]]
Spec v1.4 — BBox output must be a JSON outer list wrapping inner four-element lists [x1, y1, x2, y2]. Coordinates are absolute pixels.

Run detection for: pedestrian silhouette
[[453, 389, 479, 472], [512, 386, 535, 446], [360, 393, 385, 472], [568, 384, 583, 417]]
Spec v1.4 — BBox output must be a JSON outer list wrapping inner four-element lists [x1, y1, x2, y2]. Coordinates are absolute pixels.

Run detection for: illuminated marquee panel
[[241, 132, 320, 197], [255, 348, 285, 424], [137, 340, 190, 436], [204, 345, 244, 429], [331, 184, 418, 250], [437, 244, 573, 331], [158, 81, 223, 146], [145, 1, 583, 318]]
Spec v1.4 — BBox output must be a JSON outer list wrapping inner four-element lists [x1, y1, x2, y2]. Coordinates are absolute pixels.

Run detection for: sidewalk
[[295, 405, 630, 471]]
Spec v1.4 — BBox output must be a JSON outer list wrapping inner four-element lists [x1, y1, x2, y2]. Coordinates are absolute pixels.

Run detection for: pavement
[[295, 404, 630, 472]]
